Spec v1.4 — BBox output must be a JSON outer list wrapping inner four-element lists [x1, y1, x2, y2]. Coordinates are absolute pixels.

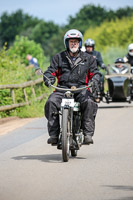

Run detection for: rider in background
[[43, 29, 101, 145], [123, 43, 133, 73], [112, 58, 129, 74], [26, 54, 39, 70], [84, 38, 106, 96]]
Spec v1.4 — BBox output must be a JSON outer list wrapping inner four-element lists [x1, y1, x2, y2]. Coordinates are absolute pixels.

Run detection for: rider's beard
[[70, 45, 79, 53]]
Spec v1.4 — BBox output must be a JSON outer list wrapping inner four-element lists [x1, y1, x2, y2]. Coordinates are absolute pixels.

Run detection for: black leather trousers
[[45, 90, 98, 137]]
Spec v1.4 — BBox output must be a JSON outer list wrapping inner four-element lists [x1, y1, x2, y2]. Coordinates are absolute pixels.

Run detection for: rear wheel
[[62, 108, 70, 162]]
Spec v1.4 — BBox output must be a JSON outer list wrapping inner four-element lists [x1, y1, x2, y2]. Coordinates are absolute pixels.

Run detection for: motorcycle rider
[[123, 44, 133, 97], [84, 38, 106, 97], [26, 54, 39, 69], [43, 29, 101, 145], [123, 43, 133, 74], [112, 58, 129, 74], [123, 43, 133, 66]]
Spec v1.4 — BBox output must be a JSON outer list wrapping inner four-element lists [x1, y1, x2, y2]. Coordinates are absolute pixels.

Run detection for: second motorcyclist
[[84, 38, 106, 98]]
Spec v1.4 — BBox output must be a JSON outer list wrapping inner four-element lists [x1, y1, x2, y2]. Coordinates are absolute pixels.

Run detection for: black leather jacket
[[86, 50, 104, 68], [44, 50, 100, 88]]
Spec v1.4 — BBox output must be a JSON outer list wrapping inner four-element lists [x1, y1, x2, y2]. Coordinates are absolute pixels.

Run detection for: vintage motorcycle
[[99, 63, 133, 103], [57, 88, 85, 162], [35, 67, 93, 162]]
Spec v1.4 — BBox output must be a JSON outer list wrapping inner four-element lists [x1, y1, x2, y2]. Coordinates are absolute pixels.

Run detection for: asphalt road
[[0, 102, 133, 200]]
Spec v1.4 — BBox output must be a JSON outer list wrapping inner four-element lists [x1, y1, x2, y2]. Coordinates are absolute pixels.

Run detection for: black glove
[[92, 80, 99, 94], [91, 81, 100, 102], [43, 75, 55, 87], [45, 78, 55, 87], [91, 74, 100, 100]]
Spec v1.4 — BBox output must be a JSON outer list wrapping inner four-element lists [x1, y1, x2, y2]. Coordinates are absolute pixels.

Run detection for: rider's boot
[[47, 136, 58, 145], [83, 135, 93, 145]]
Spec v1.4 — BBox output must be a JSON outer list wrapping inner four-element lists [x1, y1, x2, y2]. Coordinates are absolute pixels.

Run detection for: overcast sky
[[0, 0, 133, 25]]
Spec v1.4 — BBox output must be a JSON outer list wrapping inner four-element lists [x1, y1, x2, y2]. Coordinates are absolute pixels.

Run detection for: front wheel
[[62, 108, 70, 162]]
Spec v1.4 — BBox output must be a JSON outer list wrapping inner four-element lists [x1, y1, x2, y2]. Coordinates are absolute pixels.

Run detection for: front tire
[[62, 108, 70, 162]]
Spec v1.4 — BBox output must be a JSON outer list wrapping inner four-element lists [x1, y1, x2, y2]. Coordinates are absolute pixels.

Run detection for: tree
[[115, 7, 133, 19], [8, 35, 46, 69], [29, 20, 60, 56], [84, 16, 133, 57], [65, 4, 133, 34], [47, 28, 67, 57], [65, 4, 108, 34], [0, 9, 40, 47]]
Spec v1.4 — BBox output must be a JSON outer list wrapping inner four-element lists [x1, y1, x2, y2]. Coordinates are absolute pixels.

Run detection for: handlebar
[[35, 68, 92, 92], [51, 84, 91, 92]]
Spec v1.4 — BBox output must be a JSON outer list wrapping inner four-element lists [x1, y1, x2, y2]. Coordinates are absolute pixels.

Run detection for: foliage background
[[84, 16, 133, 64], [0, 4, 133, 118], [0, 37, 50, 118]]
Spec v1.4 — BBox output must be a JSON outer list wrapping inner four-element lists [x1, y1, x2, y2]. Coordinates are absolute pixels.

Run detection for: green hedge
[[84, 16, 133, 64], [0, 36, 50, 118]]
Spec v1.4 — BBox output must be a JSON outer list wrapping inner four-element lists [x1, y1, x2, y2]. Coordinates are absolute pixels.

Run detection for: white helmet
[[84, 39, 95, 48], [128, 43, 133, 56], [64, 29, 83, 50]]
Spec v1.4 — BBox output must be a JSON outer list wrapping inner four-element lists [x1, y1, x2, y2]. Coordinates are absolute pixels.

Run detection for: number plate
[[61, 98, 74, 107]]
